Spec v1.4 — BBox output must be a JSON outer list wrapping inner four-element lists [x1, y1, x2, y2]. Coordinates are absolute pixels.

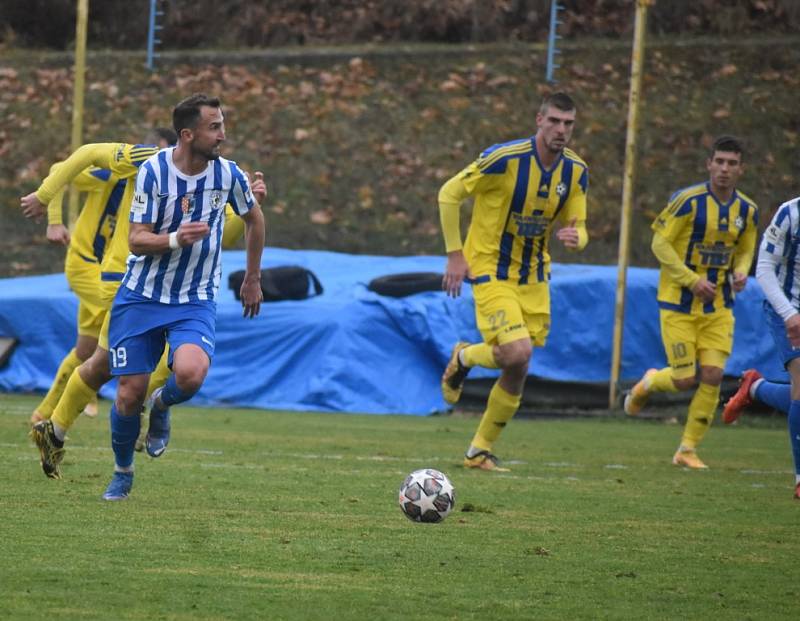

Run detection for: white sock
[[465, 445, 483, 458], [52, 422, 67, 442], [458, 348, 467, 367], [749, 378, 764, 400]]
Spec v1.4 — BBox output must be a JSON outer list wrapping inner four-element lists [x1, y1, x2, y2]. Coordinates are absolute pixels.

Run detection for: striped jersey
[[652, 182, 758, 314], [124, 147, 254, 303], [35, 143, 159, 289], [459, 137, 588, 284], [46, 165, 126, 263], [759, 196, 800, 312]]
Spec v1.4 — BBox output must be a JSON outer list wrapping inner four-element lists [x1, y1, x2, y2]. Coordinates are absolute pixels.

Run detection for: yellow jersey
[[652, 182, 758, 314], [459, 138, 588, 284], [46, 165, 126, 264], [36, 143, 160, 291]]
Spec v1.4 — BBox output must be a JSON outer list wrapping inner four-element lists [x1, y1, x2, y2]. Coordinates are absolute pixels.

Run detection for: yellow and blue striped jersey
[[46, 166, 126, 264], [459, 138, 588, 284], [652, 182, 758, 314], [36, 143, 160, 285]]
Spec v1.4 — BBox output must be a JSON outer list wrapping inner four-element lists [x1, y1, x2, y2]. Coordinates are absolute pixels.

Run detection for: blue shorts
[[108, 286, 216, 376], [764, 301, 800, 369]]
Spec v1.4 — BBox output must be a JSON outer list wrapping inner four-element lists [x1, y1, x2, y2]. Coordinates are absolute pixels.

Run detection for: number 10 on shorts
[[110, 346, 128, 369]]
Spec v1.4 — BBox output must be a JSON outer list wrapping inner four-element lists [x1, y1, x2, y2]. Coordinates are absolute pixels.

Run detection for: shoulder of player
[[668, 182, 707, 206], [562, 148, 588, 169], [772, 196, 800, 227], [476, 137, 533, 172], [734, 189, 758, 210]]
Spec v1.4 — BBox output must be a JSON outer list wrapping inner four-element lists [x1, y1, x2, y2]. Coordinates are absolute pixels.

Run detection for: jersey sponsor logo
[[556, 182, 567, 197], [692, 242, 732, 268], [132, 192, 147, 214], [511, 213, 549, 238], [764, 225, 781, 245]]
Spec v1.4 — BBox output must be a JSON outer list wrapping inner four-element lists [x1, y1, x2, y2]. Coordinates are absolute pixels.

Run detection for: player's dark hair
[[173, 94, 221, 135], [153, 127, 177, 146], [540, 92, 576, 115], [711, 135, 744, 160]]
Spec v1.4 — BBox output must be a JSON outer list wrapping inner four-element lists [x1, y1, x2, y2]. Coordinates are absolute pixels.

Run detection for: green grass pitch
[[1, 394, 798, 620]]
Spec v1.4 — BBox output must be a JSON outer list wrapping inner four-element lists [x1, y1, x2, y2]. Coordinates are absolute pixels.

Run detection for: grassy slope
[[2, 38, 799, 277], [1, 394, 798, 620]]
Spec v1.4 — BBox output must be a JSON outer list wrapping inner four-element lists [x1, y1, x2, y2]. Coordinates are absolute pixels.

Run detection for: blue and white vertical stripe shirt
[[756, 196, 800, 321], [123, 147, 254, 304]]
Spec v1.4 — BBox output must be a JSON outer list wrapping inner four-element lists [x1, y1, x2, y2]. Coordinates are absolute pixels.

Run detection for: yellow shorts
[[659, 308, 733, 380], [472, 279, 550, 346], [65, 249, 106, 338]]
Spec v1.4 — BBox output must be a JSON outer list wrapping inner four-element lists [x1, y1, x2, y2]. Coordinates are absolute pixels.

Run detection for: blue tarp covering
[[0, 248, 785, 415]]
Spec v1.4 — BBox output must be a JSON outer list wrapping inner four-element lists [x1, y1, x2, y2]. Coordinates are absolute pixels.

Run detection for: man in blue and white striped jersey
[[103, 93, 265, 500]]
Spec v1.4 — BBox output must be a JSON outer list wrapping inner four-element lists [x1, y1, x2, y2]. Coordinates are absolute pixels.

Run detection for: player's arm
[[21, 144, 118, 214], [128, 165, 208, 255], [651, 231, 715, 303], [756, 207, 800, 344], [555, 166, 589, 251], [438, 173, 472, 298], [240, 204, 265, 318], [222, 171, 266, 249], [229, 166, 265, 318], [730, 205, 758, 292], [40, 163, 71, 245]]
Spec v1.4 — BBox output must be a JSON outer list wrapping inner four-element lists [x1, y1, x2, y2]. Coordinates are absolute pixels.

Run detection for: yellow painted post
[[609, 0, 653, 409], [68, 0, 89, 226]]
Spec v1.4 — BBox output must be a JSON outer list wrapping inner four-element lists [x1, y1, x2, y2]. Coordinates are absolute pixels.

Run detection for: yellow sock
[[470, 381, 521, 451], [461, 343, 499, 369], [648, 367, 679, 394], [147, 349, 171, 396], [51, 369, 98, 432], [680, 382, 720, 449], [34, 349, 82, 419]]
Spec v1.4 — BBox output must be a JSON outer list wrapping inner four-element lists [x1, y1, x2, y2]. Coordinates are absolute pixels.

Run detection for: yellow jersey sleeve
[[651, 192, 692, 243], [45, 164, 108, 225], [556, 163, 589, 251], [35, 143, 158, 205], [732, 200, 758, 275], [222, 204, 245, 249], [437, 175, 470, 252]]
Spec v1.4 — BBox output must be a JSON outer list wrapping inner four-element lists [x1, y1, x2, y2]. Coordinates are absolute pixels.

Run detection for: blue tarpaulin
[[0, 248, 785, 415]]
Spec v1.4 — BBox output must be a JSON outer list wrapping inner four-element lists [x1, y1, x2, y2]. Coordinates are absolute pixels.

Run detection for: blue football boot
[[102, 471, 134, 501]]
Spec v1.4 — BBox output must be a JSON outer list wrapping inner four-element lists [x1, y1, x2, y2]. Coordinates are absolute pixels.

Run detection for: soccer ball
[[398, 468, 456, 523]]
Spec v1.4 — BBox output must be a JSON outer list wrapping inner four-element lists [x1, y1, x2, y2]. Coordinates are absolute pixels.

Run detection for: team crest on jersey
[[181, 194, 195, 214], [114, 145, 125, 162], [556, 182, 567, 197], [735, 215, 744, 229], [210, 190, 223, 209]]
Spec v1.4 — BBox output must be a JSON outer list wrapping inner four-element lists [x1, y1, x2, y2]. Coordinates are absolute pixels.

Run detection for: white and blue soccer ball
[[398, 468, 456, 523]]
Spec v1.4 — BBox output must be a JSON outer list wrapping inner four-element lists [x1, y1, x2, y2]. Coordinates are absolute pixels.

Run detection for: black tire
[[367, 272, 444, 298]]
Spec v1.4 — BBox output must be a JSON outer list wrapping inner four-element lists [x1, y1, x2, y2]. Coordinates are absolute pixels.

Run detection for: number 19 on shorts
[[110, 346, 128, 369]]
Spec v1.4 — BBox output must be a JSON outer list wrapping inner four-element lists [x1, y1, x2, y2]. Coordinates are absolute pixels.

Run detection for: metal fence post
[[546, 0, 564, 83], [146, 0, 164, 70]]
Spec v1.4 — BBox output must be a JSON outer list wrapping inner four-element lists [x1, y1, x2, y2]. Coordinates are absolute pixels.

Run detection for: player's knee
[[115, 382, 146, 416], [80, 349, 112, 387], [496, 339, 532, 369], [174, 363, 208, 394], [75, 337, 97, 361], [672, 376, 696, 391], [698, 366, 723, 386]]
